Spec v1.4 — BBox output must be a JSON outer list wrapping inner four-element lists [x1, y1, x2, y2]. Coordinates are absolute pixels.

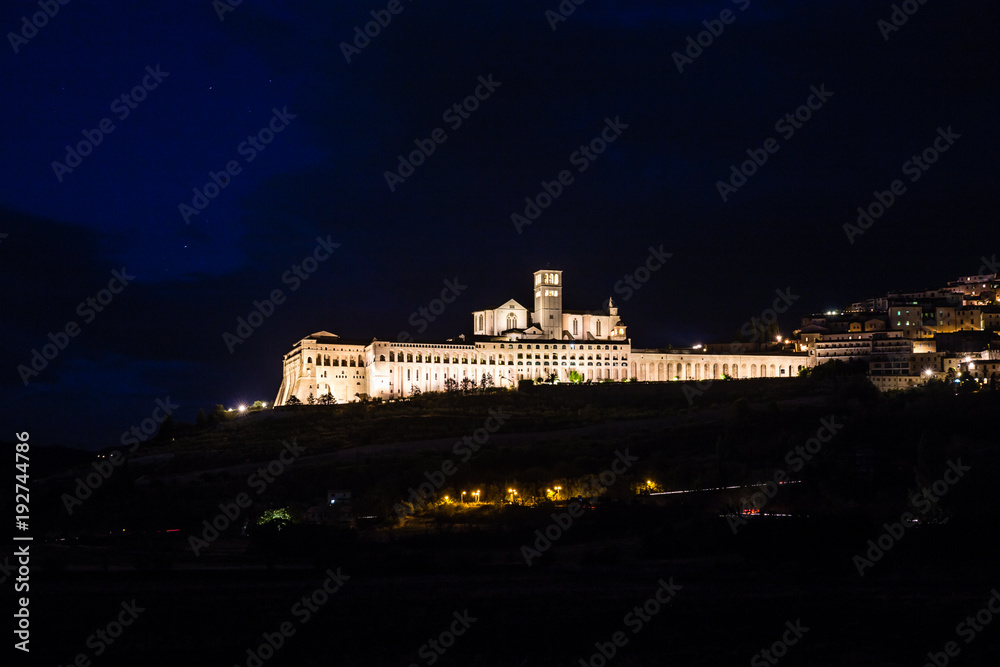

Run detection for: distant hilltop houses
[[272, 269, 1000, 406], [796, 271, 1000, 391], [273, 269, 811, 405]]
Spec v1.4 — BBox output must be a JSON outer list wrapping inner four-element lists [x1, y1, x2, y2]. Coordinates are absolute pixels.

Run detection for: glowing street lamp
[[461, 491, 467, 503], [238, 404, 247, 413], [473, 490, 480, 503]]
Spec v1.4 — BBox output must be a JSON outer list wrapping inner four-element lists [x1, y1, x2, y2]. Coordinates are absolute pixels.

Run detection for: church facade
[[273, 269, 813, 405]]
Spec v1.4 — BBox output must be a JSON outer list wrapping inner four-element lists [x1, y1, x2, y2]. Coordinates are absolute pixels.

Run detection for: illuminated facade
[[273, 268, 813, 405]]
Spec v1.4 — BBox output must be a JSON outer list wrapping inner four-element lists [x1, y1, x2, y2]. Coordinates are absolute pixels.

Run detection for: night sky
[[2, 0, 997, 449]]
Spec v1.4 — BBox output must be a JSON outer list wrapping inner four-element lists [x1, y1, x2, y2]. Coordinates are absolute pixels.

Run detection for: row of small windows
[[375, 352, 629, 364], [307, 354, 363, 367], [516, 361, 627, 366], [517, 353, 622, 360], [378, 342, 623, 351]]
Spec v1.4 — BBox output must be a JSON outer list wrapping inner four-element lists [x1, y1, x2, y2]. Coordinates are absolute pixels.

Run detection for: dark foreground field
[[23, 526, 1000, 666], [10, 377, 1000, 666]]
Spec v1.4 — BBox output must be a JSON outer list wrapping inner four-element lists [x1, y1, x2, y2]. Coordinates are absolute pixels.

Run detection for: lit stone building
[[273, 269, 813, 405], [796, 271, 999, 391]]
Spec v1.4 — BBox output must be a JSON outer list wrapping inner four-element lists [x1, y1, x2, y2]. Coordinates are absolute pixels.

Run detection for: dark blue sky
[[2, 0, 998, 448]]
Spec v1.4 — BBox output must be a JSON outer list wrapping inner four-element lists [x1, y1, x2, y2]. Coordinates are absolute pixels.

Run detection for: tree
[[444, 377, 459, 393], [249, 400, 267, 411], [568, 370, 584, 384], [307, 393, 316, 405], [318, 390, 336, 405], [196, 408, 208, 426], [285, 395, 302, 405], [460, 377, 475, 394], [155, 414, 175, 441], [410, 384, 422, 397], [479, 373, 493, 392], [207, 404, 229, 425]]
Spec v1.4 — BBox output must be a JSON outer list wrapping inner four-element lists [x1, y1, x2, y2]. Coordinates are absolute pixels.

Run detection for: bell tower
[[533, 269, 563, 339]]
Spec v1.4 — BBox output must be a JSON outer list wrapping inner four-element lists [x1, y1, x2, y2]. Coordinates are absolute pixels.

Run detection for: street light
[[473, 490, 480, 503], [461, 491, 466, 503]]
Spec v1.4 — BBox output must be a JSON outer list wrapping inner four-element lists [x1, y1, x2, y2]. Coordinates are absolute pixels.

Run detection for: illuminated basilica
[[274, 269, 812, 405]]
